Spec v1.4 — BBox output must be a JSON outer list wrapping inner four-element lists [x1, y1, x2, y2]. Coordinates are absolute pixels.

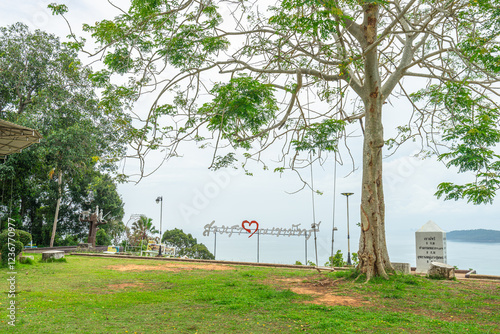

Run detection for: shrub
[[0, 229, 19, 246], [59, 235, 80, 246], [325, 250, 346, 267], [96, 229, 112, 246], [18, 230, 32, 246], [0, 229, 33, 266], [1, 240, 23, 266]]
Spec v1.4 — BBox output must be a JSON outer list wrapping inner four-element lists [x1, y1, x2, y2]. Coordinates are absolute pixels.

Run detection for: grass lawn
[[1, 254, 499, 333]]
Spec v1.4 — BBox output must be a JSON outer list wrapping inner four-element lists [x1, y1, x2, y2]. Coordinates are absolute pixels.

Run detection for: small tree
[[325, 250, 346, 267], [162, 228, 214, 259], [181, 244, 215, 260], [130, 215, 158, 244], [162, 228, 197, 249]]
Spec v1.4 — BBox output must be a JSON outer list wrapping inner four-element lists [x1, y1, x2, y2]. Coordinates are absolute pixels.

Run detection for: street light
[[155, 196, 163, 256], [341, 192, 354, 265]]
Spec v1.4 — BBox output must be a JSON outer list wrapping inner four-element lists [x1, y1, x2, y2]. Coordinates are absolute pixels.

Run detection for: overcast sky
[[1, 0, 499, 267]]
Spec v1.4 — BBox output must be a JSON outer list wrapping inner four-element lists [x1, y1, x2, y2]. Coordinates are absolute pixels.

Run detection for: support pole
[[156, 196, 163, 256], [305, 233, 307, 265], [214, 229, 217, 260], [313, 223, 318, 267], [257, 229, 260, 263], [341, 192, 354, 265], [331, 152, 338, 267]]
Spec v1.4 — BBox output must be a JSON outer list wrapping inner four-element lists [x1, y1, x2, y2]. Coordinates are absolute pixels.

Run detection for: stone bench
[[42, 250, 65, 261], [391, 262, 411, 275], [428, 262, 455, 279]]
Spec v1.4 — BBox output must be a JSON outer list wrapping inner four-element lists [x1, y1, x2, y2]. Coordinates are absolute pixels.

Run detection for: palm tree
[[131, 215, 159, 242]]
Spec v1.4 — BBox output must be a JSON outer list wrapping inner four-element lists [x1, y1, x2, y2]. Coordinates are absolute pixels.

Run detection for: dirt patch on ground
[[107, 262, 234, 272], [108, 282, 146, 290], [276, 276, 367, 307]]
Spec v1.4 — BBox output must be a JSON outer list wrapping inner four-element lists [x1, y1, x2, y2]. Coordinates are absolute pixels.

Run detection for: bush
[[96, 229, 112, 246], [0, 229, 33, 266], [1, 240, 23, 266], [0, 229, 32, 248], [325, 250, 346, 267], [18, 229, 32, 246], [0, 229, 19, 246], [59, 235, 80, 246]]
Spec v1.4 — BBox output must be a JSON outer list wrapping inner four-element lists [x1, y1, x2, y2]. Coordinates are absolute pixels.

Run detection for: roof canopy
[[0, 119, 42, 157]]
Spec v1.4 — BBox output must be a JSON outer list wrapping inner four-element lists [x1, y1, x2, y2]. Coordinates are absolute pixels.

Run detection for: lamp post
[[341, 192, 354, 265], [155, 196, 163, 256]]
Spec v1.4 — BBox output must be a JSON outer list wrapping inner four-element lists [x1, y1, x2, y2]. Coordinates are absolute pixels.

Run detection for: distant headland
[[447, 229, 500, 243]]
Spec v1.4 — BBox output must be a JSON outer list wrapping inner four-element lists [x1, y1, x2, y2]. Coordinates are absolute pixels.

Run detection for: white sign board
[[415, 220, 447, 273]]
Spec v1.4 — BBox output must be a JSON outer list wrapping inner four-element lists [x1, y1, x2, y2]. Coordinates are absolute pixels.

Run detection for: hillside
[[447, 229, 500, 243]]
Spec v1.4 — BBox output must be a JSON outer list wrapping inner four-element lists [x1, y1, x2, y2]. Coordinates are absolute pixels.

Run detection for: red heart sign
[[242, 220, 259, 238]]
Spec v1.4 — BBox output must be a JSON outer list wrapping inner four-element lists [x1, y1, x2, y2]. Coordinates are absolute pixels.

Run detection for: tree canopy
[[0, 23, 127, 246], [52, 0, 500, 278], [162, 228, 214, 260]]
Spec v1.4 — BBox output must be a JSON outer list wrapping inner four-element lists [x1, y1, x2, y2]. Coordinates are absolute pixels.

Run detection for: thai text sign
[[415, 220, 447, 273], [203, 220, 321, 240]]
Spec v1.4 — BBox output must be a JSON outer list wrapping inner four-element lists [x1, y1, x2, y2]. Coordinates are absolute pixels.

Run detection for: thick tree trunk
[[49, 170, 62, 247], [357, 3, 393, 280]]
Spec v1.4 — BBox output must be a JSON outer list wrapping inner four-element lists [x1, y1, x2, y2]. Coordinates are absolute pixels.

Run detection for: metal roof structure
[[0, 119, 42, 157]]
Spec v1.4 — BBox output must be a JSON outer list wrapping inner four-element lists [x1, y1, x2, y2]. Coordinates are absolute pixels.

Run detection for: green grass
[[1, 254, 499, 333]]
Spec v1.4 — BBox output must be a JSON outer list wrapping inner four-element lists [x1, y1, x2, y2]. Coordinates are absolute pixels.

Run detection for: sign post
[[415, 220, 447, 273]]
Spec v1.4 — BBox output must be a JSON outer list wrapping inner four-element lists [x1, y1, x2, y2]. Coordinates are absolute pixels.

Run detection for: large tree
[[53, 0, 500, 279], [0, 23, 127, 246]]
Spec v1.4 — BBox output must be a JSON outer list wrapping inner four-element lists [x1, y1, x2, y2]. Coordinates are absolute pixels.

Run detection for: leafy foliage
[[1, 240, 23, 266], [200, 76, 279, 149], [162, 228, 214, 260], [412, 83, 500, 204], [325, 250, 346, 267], [0, 22, 126, 246], [17, 230, 32, 246], [181, 243, 215, 260], [0, 228, 32, 266], [162, 228, 197, 249], [292, 119, 345, 154], [0, 229, 18, 246], [96, 229, 112, 246]]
